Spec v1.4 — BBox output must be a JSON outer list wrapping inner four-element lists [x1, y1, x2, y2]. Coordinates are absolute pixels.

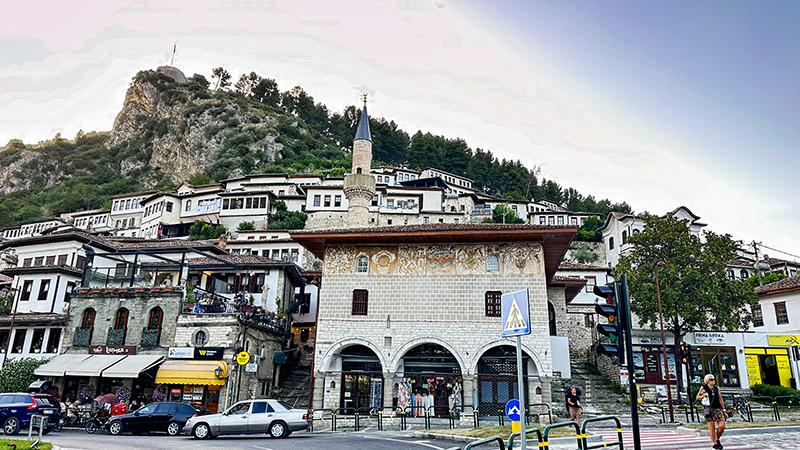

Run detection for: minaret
[[344, 94, 376, 228]]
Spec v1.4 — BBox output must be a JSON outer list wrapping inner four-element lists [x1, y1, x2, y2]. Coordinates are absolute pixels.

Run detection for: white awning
[[101, 355, 165, 378], [64, 355, 126, 377], [35, 354, 94, 377]]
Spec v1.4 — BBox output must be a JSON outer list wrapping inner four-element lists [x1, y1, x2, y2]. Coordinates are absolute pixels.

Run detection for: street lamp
[[2, 287, 20, 368], [214, 367, 223, 378], [654, 260, 674, 422]]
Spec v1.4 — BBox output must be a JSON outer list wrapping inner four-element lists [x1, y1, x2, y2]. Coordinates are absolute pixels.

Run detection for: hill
[[0, 66, 631, 228]]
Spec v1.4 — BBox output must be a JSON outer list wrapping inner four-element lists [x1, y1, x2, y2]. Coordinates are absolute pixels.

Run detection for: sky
[[2, 0, 799, 259]]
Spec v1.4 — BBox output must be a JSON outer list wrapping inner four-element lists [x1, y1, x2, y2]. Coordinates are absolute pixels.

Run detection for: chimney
[[217, 235, 227, 250]]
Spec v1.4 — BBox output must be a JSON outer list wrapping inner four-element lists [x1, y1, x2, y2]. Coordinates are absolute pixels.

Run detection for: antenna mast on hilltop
[[170, 42, 177, 67]]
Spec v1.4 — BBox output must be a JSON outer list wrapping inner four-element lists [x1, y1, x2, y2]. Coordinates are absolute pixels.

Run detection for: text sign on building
[[169, 347, 194, 359], [501, 290, 531, 337], [168, 347, 225, 360], [89, 345, 136, 355], [694, 332, 725, 345], [768, 335, 800, 346]]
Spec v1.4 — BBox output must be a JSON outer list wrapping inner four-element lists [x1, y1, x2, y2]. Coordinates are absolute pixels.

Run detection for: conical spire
[[355, 94, 371, 142]]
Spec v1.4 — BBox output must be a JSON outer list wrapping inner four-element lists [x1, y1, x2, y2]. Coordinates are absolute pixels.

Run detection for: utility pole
[[753, 241, 763, 286]]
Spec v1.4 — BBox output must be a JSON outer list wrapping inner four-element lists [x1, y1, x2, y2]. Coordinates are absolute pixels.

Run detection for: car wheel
[[3, 416, 20, 435], [108, 420, 123, 435], [268, 421, 288, 439], [166, 420, 181, 436], [192, 423, 211, 439]]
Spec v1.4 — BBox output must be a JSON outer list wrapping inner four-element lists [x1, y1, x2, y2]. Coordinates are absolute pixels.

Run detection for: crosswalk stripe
[[594, 430, 759, 449]]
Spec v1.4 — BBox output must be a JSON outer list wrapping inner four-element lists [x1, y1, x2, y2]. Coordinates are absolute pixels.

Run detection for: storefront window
[[696, 347, 739, 387]]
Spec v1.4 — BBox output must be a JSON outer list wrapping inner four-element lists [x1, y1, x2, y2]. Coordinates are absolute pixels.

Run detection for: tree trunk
[[672, 315, 684, 397]]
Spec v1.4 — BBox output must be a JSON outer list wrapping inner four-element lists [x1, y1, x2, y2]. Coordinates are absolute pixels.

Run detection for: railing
[[83, 266, 181, 289], [106, 327, 127, 346], [581, 416, 623, 450], [73, 327, 93, 347], [141, 327, 161, 348], [508, 426, 543, 449], [240, 312, 287, 336], [542, 420, 582, 450], [773, 395, 800, 421], [526, 402, 553, 425]]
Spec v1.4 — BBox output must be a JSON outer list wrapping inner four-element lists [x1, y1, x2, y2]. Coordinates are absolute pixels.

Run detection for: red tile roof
[[755, 276, 800, 296]]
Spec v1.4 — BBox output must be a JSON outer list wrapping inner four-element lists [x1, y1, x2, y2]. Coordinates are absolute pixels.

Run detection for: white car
[[184, 399, 308, 439]]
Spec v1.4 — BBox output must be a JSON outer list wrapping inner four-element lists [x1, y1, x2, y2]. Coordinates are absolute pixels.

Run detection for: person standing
[[566, 386, 582, 423], [697, 374, 726, 449]]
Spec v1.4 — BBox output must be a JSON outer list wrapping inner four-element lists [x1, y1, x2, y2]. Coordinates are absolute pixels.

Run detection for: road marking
[[360, 436, 446, 449]]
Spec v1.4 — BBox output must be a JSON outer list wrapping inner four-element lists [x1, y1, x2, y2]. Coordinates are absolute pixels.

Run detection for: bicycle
[[728, 395, 750, 422]]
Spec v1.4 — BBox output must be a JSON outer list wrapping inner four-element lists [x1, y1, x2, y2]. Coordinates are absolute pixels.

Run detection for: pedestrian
[[129, 399, 139, 412], [697, 374, 726, 449], [566, 386, 582, 423]]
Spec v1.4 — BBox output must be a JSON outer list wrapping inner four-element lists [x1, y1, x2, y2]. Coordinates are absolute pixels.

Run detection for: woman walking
[[696, 374, 726, 449]]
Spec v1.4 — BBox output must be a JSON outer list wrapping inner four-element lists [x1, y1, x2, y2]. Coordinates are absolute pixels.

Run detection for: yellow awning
[[155, 360, 228, 386]]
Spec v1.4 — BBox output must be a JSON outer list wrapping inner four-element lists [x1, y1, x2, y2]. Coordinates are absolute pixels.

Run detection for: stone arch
[[468, 340, 542, 377], [320, 338, 387, 373], [390, 337, 466, 375]]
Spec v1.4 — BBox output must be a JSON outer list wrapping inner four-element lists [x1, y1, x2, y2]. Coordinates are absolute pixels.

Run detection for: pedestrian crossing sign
[[501, 289, 531, 337]]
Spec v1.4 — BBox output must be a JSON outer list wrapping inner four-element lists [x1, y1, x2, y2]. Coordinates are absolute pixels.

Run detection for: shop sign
[[245, 363, 258, 373], [237, 351, 250, 365], [89, 345, 136, 355], [767, 335, 800, 346], [168, 347, 194, 359], [636, 337, 663, 345], [694, 332, 726, 345], [182, 394, 192, 401], [194, 347, 224, 360]]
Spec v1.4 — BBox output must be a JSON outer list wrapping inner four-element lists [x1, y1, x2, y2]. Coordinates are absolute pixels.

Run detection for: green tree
[[234, 72, 262, 99], [484, 204, 524, 224], [746, 272, 787, 288], [0, 358, 49, 393], [237, 221, 255, 231], [188, 73, 210, 88], [186, 172, 212, 186], [571, 245, 600, 264], [251, 78, 281, 107], [614, 213, 757, 391], [268, 200, 307, 230], [211, 67, 232, 91], [0, 293, 13, 316], [575, 216, 603, 242], [188, 221, 227, 240]]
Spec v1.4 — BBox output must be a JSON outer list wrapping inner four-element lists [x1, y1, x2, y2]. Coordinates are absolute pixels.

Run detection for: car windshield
[[276, 401, 292, 411]]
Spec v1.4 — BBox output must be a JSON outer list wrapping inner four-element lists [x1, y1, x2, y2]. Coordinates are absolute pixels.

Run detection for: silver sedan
[[184, 399, 308, 439]]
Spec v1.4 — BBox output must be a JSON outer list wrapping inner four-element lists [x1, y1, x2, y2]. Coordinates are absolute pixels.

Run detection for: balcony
[[141, 328, 161, 348], [106, 327, 127, 346], [73, 327, 93, 347]]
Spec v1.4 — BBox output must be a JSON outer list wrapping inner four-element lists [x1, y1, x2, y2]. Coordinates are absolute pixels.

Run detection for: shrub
[[750, 383, 800, 403], [0, 358, 49, 394]]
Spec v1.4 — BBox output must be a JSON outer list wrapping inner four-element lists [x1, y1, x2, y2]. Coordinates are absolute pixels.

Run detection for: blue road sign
[[501, 290, 531, 337], [505, 399, 521, 422]]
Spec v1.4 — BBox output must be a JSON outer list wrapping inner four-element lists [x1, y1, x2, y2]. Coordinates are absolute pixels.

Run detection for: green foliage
[[211, 67, 232, 91], [0, 293, 12, 316], [188, 220, 227, 240], [237, 221, 255, 231], [571, 246, 600, 264], [187, 172, 212, 186], [575, 216, 603, 242], [614, 214, 758, 340], [0, 358, 49, 393], [485, 204, 524, 224], [750, 383, 800, 403], [268, 200, 307, 230], [746, 272, 787, 288]]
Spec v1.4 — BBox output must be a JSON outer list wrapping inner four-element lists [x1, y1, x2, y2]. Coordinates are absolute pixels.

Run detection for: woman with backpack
[[696, 374, 726, 449]]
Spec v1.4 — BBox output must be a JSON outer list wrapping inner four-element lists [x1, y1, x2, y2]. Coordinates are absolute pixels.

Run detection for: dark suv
[[0, 393, 61, 435], [107, 402, 208, 436]]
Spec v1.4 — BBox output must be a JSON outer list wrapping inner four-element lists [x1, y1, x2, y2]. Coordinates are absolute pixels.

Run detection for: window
[[571, 217, 578, 225], [585, 276, 597, 293], [291, 249, 299, 262], [128, 218, 135, 227], [81, 308, 96, 328], [324, 195, 331, 207], [548, 216, 555, 225], [166, 202, 173, 212], [356, 255, 369, 273], [609, 237, 615, 250], [11, 330, 26, 354], [260, 197, 267, 208], [246, 198, 253, 209], [252, 401, 268, 414], [29, 329, 45, 353], [185, 200, 192, 212], [387, 199, 394, 208], [622, 230, 628, 244], [300, 328, 310, 342], [792, 270, 798, 277], [352, 290, 368, 315], [125, 199, 131, 209], [585, 314, 595, 328], [295, 293, 311, 315], [539, 217, 546, 225], [113, 308, 129, 329], [485, 291, 502, 317], [45, 256, 55, 265], [487, 255, 500, 273], [21, 280, 33, 301], [57, 254, 67, 266], [752, 305, 764, 327], [726, 269, 734, 280], [223, 199, 230, 210], [740, 269, 748, 280], [148, 307, 163, 329], [633, 229, 639, 234], [194, 330, 207, 346], [371, 196, 378, 206], [76, 255, 86, 269], [423, 217, 430, 224], [46, 329, 60, 353], [775, 302, 789, 325], [34, 257, 43, 266], [37, 279, 51, 301], [557, 216, 564, 225], [313, 195, 321, 207], [23, 258, 32, 268]]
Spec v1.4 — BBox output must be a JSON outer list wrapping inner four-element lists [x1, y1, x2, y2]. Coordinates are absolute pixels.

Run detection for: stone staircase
[[273, 365, 312, 410], [553, 358, 630, 416]]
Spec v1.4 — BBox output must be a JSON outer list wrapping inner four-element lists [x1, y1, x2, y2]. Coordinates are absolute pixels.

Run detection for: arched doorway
[[337, 345, 383, 414], [396, 343, 462, 416], [476, 345, 536, 415]]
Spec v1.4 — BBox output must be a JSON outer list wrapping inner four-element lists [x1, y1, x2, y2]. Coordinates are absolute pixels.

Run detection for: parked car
[[107, 402, 208, 436], [185, 399, 308, 439], [0, 393, 61, 435]]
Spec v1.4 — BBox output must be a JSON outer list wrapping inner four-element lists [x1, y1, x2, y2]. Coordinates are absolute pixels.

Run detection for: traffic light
[[594, 282, 625, 363], [679, 342, 689, 365]]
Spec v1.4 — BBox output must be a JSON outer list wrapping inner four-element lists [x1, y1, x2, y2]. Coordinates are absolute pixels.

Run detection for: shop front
[[395, 343, 462, 416], [155, 347, 228, 413], [742, 334, 800, 389]]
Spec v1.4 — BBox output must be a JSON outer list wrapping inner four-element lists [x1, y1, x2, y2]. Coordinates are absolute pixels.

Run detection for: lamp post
[[654, 260, 673, 422], [2, 287, 20, 368]]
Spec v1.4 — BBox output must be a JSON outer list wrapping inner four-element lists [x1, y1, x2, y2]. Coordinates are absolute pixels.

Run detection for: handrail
[[308, 408, 333, 432], [508, 426, 544, 449], [658, 398, 691, 423], [526, 402, 553, 425], [582, 415, 623, 450], [465, 436, 506, 450], [451, 404, 480, 429], [747, 395, 779, 421], [772, 395, 800, 421], [542, 420, 582, 450]]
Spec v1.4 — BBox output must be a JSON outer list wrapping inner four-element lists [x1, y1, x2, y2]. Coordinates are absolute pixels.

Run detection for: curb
[[676, 425, 800, 437], [413, 431, 603, 446]]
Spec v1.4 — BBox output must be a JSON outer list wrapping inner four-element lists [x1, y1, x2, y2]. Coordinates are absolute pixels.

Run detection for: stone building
[[292, 223, 577, 414]]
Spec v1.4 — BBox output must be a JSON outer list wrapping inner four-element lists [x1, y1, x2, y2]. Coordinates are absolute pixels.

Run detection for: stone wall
[[566, 304, 596, 359], [64, 290, 183, 353]]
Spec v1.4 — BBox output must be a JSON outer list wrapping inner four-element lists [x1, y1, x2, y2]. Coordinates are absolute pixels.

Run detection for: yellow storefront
[[744, 334, 798, 388], [155, 360, 228, 412]]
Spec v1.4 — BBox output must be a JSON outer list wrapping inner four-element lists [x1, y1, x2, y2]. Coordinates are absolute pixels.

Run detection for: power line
[[759, 243, 800, 261]]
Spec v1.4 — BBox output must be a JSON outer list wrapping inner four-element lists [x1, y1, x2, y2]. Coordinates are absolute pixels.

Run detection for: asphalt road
[[38, 430, 461, 450]]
